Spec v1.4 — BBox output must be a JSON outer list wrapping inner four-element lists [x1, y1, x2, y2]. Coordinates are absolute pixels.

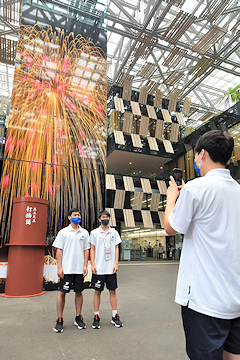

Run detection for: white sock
[[94, 311, 100, 316], [112, 310, 117, 317]]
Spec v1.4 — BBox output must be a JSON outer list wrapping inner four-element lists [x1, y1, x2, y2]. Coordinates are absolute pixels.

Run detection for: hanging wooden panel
[[106, 207, 116, 227], [114, 130, 125, 145], [176, 112, 186, 126], [141, 210, 153, 228], [123, 209, 135, 227], [130, 101, 141, 116], [138, 86, 148, 105], [146, 105, 157, 120], [122, 112, 133, 134], [154, 90, 163, 108], [139, 116, 149, 137], [114, 97, 124, 112], [132, 191, 143, 210], [182, 97, 191, 116], [163, 139, 174, 154], [123, 176, 135, 192], [122, 79, 133, 101], [161, 109, 172, 123], [114, 189, 126, 209], [192, 26, 227, 54], [158, 211, 164, 228], [157, 180, 167, 195], [155, 120, 164, 140], [131, 133, 142, 148], [140, 178, 152, 193], [148, 137, 159, 151], [150, 193, 160, 212], [170, 123, 179, 143], [106, 174, 116, 190]]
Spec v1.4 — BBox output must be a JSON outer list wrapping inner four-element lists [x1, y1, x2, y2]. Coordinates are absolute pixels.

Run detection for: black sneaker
[[74, 315, 86, 330], [111, 314, 123, 328], [54, 318, 63, 333], [92, 314, 100, 329]]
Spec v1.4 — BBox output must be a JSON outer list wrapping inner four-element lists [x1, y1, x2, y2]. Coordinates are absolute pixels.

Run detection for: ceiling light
[[129, 162, 132, 165]]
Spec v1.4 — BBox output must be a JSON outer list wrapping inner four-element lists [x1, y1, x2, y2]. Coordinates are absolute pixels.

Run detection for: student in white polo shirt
[[164, 130, 240, 360], [52, 208, 90, 333], [90, 209, 123, 329]]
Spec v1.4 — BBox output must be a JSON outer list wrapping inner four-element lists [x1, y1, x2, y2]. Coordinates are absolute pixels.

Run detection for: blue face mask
[[194, 161, 201, 177], [71, 217, 81, 225]]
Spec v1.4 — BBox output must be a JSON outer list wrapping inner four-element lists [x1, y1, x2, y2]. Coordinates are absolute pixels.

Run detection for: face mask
[[71, 217, 81, 225], [101, 219, 109, 226], [194, 152, 203, 177], [194, 161, 201, 177]]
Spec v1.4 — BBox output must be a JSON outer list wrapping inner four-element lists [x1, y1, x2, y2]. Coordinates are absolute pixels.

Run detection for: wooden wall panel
[[114, 190, 126, 209], [114, 130, 125, 145], [146, 105, 157, 120], [132, 192, 143, 210], [163, 139, 174, 154], [150, 193, 160, 211], [170, 123, 179, 143], [106, 208, 116, 227], [157, 180, 167, 195], [139, 116, 149, 137], [155, 120, 164, 140], [123, 209, 135, 227], [138, 86, 148, 104], [161, 109, 172, 123], [114, 97, 124, 112], [148, 137, 159, 151], [131, 133, 142, 148], [140, 178, 152, 193], [122, 112, 133, 134], [141, 210, 153, 228], [154, 90, 163, 108], [131, 101, 141, 116], [123, 176, 135, 192], [106, 174, 116, 190], [158, 211, 164, 228]]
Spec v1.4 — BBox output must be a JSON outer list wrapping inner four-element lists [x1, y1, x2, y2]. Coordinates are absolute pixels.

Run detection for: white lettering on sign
[[25, 206, 37, 225]]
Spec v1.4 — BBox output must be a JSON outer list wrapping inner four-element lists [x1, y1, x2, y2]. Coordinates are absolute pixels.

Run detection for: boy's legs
[[57, 291, 66, 318], [93, 289, 101, 311], [109, 289, 117, 310], [75, 292, 83, 316]]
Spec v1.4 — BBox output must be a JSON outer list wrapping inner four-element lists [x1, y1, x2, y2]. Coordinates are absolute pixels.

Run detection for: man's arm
[[83, 249, 89, 277], [164, 176, 184, 235], [56, 248, 64, 279], [90, 244, 97, 274], [113, 244, 119, 273]]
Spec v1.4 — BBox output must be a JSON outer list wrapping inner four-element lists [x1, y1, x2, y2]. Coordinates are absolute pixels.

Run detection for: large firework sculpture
[[0, 25, 107, 246]]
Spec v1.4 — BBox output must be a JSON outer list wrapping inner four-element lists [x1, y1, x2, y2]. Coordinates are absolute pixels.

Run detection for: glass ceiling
[[0, 0, 240, 128]]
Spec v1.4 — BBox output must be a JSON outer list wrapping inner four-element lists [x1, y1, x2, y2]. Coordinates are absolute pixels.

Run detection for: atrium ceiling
[[107, 0, 240, 128], [0, 0, 240, 128]]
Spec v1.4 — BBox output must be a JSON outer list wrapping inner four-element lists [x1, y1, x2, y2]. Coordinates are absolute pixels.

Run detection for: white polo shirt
[[90, 226, 122, 275], [53, 224, 90, 274], [169, 169, 240, 320]]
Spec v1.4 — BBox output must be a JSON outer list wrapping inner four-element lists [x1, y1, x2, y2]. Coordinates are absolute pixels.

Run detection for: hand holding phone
[[172, 168, 183, 186]]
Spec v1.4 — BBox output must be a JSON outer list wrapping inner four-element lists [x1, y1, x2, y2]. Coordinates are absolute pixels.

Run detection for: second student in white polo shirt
[[90, 209, 123, 329]]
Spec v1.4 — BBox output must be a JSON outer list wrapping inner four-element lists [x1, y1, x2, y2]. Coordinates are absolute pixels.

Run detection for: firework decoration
[[0, 24, 107, 246]]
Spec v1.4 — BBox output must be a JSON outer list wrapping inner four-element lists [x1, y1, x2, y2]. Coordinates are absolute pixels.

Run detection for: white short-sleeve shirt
[[90, 226, 122, 275], [169, 169, 240, 320], [52, 224, 90, 274]]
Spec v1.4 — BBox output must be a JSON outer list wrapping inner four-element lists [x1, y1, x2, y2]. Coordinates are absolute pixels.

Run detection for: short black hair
[[68, 208, 81, 217], [98, 209, 111, 219], [195, 130, 234, 166]]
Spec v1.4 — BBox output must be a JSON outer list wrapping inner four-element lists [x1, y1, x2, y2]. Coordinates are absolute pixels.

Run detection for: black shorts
[[182, 306, 240, 359], [59, 274, 84, 293], [91, 273, 118, 292]]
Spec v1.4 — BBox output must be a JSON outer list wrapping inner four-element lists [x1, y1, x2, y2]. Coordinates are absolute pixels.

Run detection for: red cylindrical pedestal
[[1, 197, 48, 298]]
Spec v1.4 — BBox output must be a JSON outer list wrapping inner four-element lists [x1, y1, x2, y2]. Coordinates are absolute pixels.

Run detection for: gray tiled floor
[[0, 261, 188, 360]]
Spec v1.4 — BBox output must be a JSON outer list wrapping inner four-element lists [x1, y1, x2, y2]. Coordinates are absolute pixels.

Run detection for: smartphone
[[172, 168, 183, 186]]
